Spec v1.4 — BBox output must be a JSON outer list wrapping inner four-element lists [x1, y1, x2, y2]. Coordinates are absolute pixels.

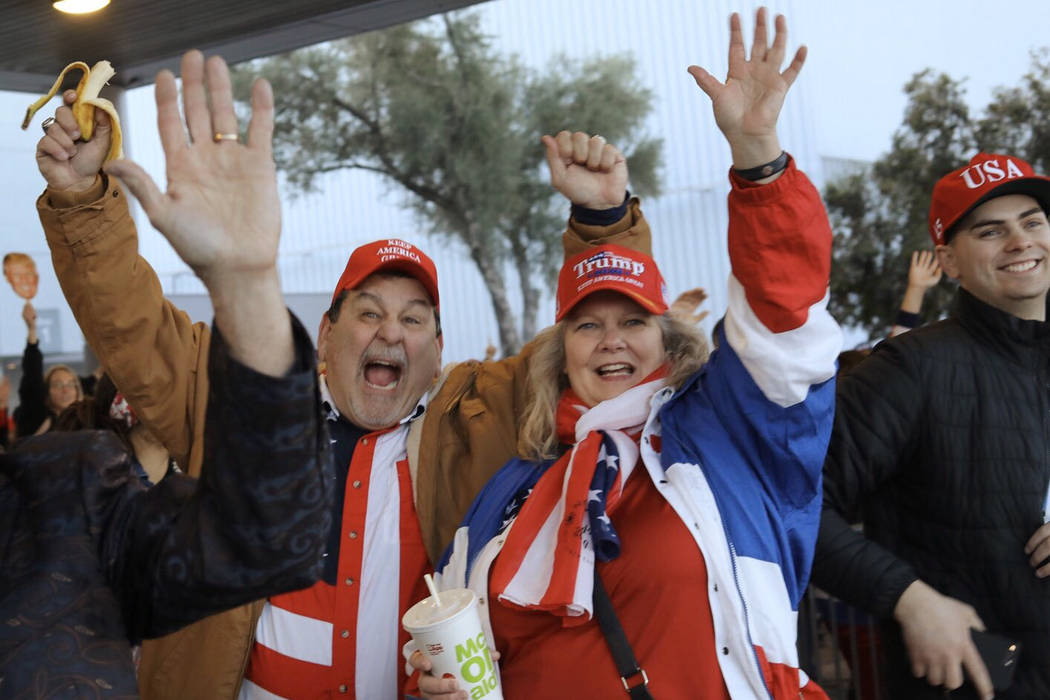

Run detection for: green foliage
[[827, 52, 1050, 338], [232, 12, 662, 354]]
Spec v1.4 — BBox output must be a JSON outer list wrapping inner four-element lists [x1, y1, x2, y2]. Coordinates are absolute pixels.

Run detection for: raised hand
[[542, 131, 627, 209], [103, 50, 290, 376], [104, 51, 279, 289], [22, 301, 37, 345], [908, 250, 943, 291], [21, 301, 36, 330], [687, 8, 806, 169], [669, 287, 710, 325], [35, 89, 112, 193], [894, 250, 943, 332]]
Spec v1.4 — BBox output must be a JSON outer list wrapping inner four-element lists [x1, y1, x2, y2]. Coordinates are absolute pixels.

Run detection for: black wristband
[[572, 191, 630, 227], [895, 309, 921, 329], [733, 151, 789, 181]]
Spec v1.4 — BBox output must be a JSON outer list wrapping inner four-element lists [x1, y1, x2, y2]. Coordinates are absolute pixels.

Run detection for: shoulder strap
[[593, 567, 655, 700]]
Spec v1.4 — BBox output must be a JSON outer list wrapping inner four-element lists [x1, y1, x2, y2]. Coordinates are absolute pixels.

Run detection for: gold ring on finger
[[213, 132, 239, 143]]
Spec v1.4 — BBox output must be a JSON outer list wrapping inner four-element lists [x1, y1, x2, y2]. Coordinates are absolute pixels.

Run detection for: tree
[[826, 70, 974, 336], [975, 48, 1050, 172], [232, 12, 661, 355], [827, 51, 1050, 339]]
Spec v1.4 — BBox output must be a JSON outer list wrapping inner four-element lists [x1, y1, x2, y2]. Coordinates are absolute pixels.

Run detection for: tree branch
[[328, 93, 462, 217]]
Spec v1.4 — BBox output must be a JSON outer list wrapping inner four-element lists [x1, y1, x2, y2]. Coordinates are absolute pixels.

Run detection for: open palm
[[105, 52, 280, 286], [908, 250, 942, 290], [687, 9, 806, 167]]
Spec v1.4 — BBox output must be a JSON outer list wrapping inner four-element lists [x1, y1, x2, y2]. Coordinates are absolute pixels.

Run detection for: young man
[[814, 152, 1050, 700], [35, 51, 647, 698]]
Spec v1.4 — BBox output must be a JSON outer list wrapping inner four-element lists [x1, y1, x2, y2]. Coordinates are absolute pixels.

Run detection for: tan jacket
[[38, 177, 651, 698]]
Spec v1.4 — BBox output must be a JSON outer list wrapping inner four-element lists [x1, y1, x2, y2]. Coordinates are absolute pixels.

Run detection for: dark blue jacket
[[0, 315, 333, 697]]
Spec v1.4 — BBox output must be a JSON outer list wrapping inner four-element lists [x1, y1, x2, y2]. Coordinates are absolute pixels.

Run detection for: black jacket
[[0, 315, 333, 697], [13, 340, 49, 439], [814, 289, 1050, 700]]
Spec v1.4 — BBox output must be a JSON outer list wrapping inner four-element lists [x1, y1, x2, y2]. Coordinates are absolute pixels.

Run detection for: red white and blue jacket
[[431, 159, 841, 699]]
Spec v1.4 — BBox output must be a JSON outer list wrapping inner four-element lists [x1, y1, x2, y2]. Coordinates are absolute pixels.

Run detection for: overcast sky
[[469, 0, 1050, 167], [792, 0, 1048, 161]]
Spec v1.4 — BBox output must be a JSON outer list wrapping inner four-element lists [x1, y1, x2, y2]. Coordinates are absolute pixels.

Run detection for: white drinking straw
[[424, 573, 442, 608]]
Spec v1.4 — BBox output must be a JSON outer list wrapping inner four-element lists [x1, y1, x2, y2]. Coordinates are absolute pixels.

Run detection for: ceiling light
[[53, 0, 110, 14]]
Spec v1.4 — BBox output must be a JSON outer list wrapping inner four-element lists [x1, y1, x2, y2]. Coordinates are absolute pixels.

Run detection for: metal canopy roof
[[0, 0, 484, 93]]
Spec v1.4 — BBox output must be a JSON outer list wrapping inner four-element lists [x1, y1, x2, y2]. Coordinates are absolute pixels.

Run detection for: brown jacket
[[39, 177, 651, 698]]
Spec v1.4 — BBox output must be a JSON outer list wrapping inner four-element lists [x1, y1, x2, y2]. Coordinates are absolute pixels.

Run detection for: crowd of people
[[2, 6, 1049, 700]]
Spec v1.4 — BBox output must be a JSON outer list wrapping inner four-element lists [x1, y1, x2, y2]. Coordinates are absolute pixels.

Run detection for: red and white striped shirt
[[239, 379, 430, 699]]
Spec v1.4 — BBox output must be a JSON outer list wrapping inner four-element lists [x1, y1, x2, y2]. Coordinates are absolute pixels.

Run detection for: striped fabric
[[255, 593, 334, 666], [242, 587, 336, 698], [241, 385, 431, 699], [489, 377, 665, 621]]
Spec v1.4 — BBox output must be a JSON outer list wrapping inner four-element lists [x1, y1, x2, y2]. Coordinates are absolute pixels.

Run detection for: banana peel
[[21, 60, 123, 163]]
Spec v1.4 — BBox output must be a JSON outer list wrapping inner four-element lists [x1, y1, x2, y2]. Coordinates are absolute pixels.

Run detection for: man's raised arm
[[36, 85, 209, 471], [94, 50, 330, 637], [103, 51, 290, 375]]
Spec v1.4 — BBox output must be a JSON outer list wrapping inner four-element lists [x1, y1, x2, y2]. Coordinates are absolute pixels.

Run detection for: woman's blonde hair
[[516, 313, 709, 461]]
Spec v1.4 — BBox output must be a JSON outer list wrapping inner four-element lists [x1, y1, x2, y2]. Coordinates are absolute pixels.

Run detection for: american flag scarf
[[489, 369, 667, 624]]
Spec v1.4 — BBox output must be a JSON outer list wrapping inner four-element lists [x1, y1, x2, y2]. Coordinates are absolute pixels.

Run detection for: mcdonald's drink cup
[[402, 588, 503, 700]]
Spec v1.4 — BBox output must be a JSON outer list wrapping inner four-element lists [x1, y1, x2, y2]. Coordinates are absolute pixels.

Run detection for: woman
[[412, 9, 840, 699], [14, 301, 83, 438], [54, 372, 178, 484]]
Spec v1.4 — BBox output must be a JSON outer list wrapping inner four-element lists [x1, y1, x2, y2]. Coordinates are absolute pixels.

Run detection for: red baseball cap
[[556, 244, 668, 321], [331, 239, 439, 309], [929, 152, 1050, 245]]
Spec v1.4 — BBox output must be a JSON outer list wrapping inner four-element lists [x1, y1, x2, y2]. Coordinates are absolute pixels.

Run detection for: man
[[37, 52, 645, 698], [236, 238, 442, 698], [3, 52, 332, 696], [814, 151, 1050, 700], [2, 252, 39, 300]]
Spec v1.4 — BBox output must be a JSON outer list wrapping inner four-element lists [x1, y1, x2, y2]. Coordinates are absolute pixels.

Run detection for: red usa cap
[[556, 244, 668, 321], [331, 239, 439, 309], [929, 152, 1050, 245]]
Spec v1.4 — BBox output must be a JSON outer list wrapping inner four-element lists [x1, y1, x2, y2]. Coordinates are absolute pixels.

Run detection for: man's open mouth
[[364, 360, 403, 390]]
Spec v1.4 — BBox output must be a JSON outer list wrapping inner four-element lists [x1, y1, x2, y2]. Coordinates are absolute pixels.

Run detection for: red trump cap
[[556, 244, 668, 321], [331, 239, 439, 309]]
